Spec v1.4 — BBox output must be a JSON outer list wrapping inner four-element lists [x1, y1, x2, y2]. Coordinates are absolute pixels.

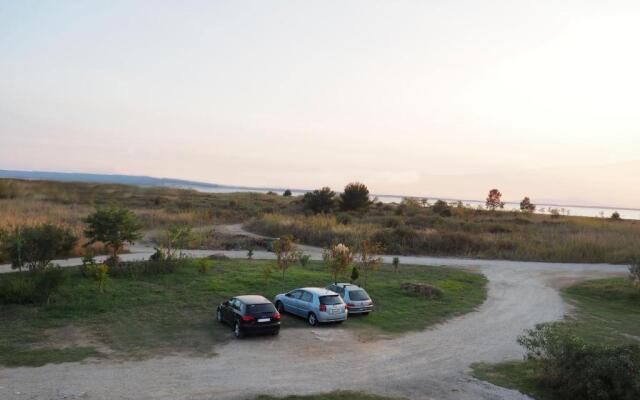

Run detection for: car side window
[[289, 290, 302, 299], [230, 299, 241, 311], [300, 291, 313, 303]]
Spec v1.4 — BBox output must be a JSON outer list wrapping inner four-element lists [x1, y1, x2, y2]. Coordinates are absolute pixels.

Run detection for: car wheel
[[234, 321, 244, 338], [216, 309, 223, 323], [272, 328, 280, 336], [362, 312, 370, 316], [307, 313, 318, 326], [276, 301, 285, 313]]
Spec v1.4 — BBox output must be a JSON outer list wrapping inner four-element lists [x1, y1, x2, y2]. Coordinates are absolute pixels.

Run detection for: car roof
[[330, 283, 362, 289], [297, 287, 339, 296], [235, 295, 271, 305]]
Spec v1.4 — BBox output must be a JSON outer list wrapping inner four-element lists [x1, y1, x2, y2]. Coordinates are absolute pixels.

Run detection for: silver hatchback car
[[326, 283, 374, 315], [274, 287, 348, 326]]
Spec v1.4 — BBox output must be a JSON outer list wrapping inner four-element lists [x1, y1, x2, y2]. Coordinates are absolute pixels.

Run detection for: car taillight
[[241, 315, 254, 322], [347, 303, 355, 308], [273, 312, 281, 320], [319, 304, 326, 312]]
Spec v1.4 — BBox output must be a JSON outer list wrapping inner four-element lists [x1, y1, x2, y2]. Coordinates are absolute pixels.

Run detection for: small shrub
[[109, 260, 178, 279], [611, 211, 621, 220], [400, 282, 443, 299], [0, 275, 36, 304], [283, 189, 292, 197], [149, 247, 166, 261], [197, 259, 209, 275], [392, 256, 400, 272], [34, 266, 67, 304], [336, 213, 353, 225], [350, 266, 359, 283], [432, 200, 452, 217], [518, 323, 640, 400], [303, 187, 336, 214], [247, 247, 254, 260], [207, 253, 230, 260], [86, 263, 109, 293], [299, 254, 311, 267]]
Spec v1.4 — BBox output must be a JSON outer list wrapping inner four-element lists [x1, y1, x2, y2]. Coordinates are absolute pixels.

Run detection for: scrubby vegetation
[[473, 278, 640, 400], [0, 258, 486, 366], [252, 392, 406, 400]]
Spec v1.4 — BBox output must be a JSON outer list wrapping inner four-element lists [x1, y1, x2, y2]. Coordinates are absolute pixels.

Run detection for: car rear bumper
[[317, 312, 348, 323], [346, 305, 374, 314], [241, 322, 280, 333]]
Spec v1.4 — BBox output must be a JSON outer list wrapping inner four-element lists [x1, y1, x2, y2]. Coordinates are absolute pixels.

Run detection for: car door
[[284, 290, 303, 315], [225, 298, 239, 323], [299, 291, 314, 315]]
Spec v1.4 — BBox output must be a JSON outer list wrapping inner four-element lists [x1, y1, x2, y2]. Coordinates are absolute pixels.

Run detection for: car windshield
[[348, 289, 370, 301], [246, 303, 276, 314], [319, 295, 342, 305]]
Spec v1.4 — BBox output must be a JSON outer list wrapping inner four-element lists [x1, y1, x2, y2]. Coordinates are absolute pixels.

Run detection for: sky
[[1, 1, 639, 208]]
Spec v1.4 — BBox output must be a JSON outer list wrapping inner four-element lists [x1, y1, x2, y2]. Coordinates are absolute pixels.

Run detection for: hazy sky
[[1, 1, 639, 207]]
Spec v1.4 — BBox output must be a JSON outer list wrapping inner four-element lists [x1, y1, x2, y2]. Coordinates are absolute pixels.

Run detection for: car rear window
[[348, 289, 370, 301], [319, 295, 342, 305], [246, 303, 276, 314]]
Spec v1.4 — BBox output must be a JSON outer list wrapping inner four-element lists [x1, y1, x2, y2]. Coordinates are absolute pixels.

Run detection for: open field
[[471, 277, 640, 400], [2, 178, 639, 264], [0, 258, 486, 367]]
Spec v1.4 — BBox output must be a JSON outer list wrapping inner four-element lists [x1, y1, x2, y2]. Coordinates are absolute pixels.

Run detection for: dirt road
[[0, 225, 629, 400]]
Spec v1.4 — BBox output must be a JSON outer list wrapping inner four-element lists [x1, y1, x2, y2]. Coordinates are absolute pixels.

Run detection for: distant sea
[[188, 185, 640, 220]]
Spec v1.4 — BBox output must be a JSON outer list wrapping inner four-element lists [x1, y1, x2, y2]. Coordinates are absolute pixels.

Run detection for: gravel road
[[0, 225, 629, 400]]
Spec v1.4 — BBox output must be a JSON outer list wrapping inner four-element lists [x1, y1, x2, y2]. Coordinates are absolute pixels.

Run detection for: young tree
[[324, 243, 353, 284], [357, 240, 383, 288], [340, 182, 371, 212], [630, 258, 640, 288], [303, 187, 336, 213], [486, 189, 504, 211], [84, 206, 142, 265], [272, 235, 300, 291], [392, 256, 400, 273], [611, 211, 621, 220], [2, 224, 77, 272], [159, 224, 194, 259], [520, 196, 536, 213]]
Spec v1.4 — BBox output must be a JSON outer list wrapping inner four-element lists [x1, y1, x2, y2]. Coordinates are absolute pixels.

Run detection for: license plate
[[257, 318, 270, 323], [331, 308, 341, 314]]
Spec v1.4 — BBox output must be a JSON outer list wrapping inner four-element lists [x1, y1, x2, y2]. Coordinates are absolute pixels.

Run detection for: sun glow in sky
[[1, 1, 639, 207]]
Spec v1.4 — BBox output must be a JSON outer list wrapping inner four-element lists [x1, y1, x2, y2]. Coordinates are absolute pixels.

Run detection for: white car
[[326, 283, 374, 315]]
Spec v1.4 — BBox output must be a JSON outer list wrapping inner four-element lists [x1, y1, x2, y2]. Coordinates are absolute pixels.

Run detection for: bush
[[34, 266, 67, 304], [0, 275, 36, 304], [400, 282, 443, 299], [283, 189, 292, 197], [432, 200, 452, 217], [86, 264, 109, 293], [299, 254, 311, 267], [339, 182, 370, 212], [303, 187, 336, 214], [2, 224, 77, 272], [518, 323, 640, 400]]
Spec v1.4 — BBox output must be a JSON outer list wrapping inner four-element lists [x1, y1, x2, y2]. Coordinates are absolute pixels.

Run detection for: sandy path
[[0, 225, 629, 400]]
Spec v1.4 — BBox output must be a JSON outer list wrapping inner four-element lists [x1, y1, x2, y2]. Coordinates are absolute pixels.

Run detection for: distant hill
[[0, 169, 233, 190]]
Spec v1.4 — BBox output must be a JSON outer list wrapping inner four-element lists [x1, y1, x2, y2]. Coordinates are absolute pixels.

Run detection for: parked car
[[274, 287, 347, 326], [325, 283, 374, 315], [216, 295, 281, 338]]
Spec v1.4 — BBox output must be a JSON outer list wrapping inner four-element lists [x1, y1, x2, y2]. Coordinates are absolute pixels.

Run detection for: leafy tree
[[611, 211, 621, 220], [272, 235, 300, 291], [159, 224, 194, 259], [323, 243, 353, 283], [84, 206, 142, 265], [520, 196, 536, 213], [2, 224, 77, 272], [357, 240, 383, 288], [283, 189, 292, 197], [340, 182, 371, 212], [302, 187, 336, 214], [350, 266, 360, 283], [432, 200, 452, 216], [485, 189, 504, 211]]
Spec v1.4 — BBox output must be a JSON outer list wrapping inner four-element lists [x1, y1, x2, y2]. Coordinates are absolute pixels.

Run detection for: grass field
[[252, 392, 406, 400], [0, 259, 486, 367], [471, 277, 640, 400], [2, 178, 639, 264]]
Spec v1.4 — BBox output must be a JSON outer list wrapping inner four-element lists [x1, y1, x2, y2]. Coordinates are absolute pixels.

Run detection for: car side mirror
[[285, 293, 291, 297]]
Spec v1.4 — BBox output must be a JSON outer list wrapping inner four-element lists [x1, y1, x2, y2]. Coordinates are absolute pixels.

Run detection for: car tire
[[216, 309, 223, 323], [234, 321, 244, 338], [307, 313, 318, 326], [362, 312, 370, 316], [272, 328, 280, 336], [276, 301, 285, 313]]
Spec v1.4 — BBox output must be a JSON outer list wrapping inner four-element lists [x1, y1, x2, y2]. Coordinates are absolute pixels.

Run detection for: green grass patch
[[0, 259, 486, 366], [472, 277, 640, 399]]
